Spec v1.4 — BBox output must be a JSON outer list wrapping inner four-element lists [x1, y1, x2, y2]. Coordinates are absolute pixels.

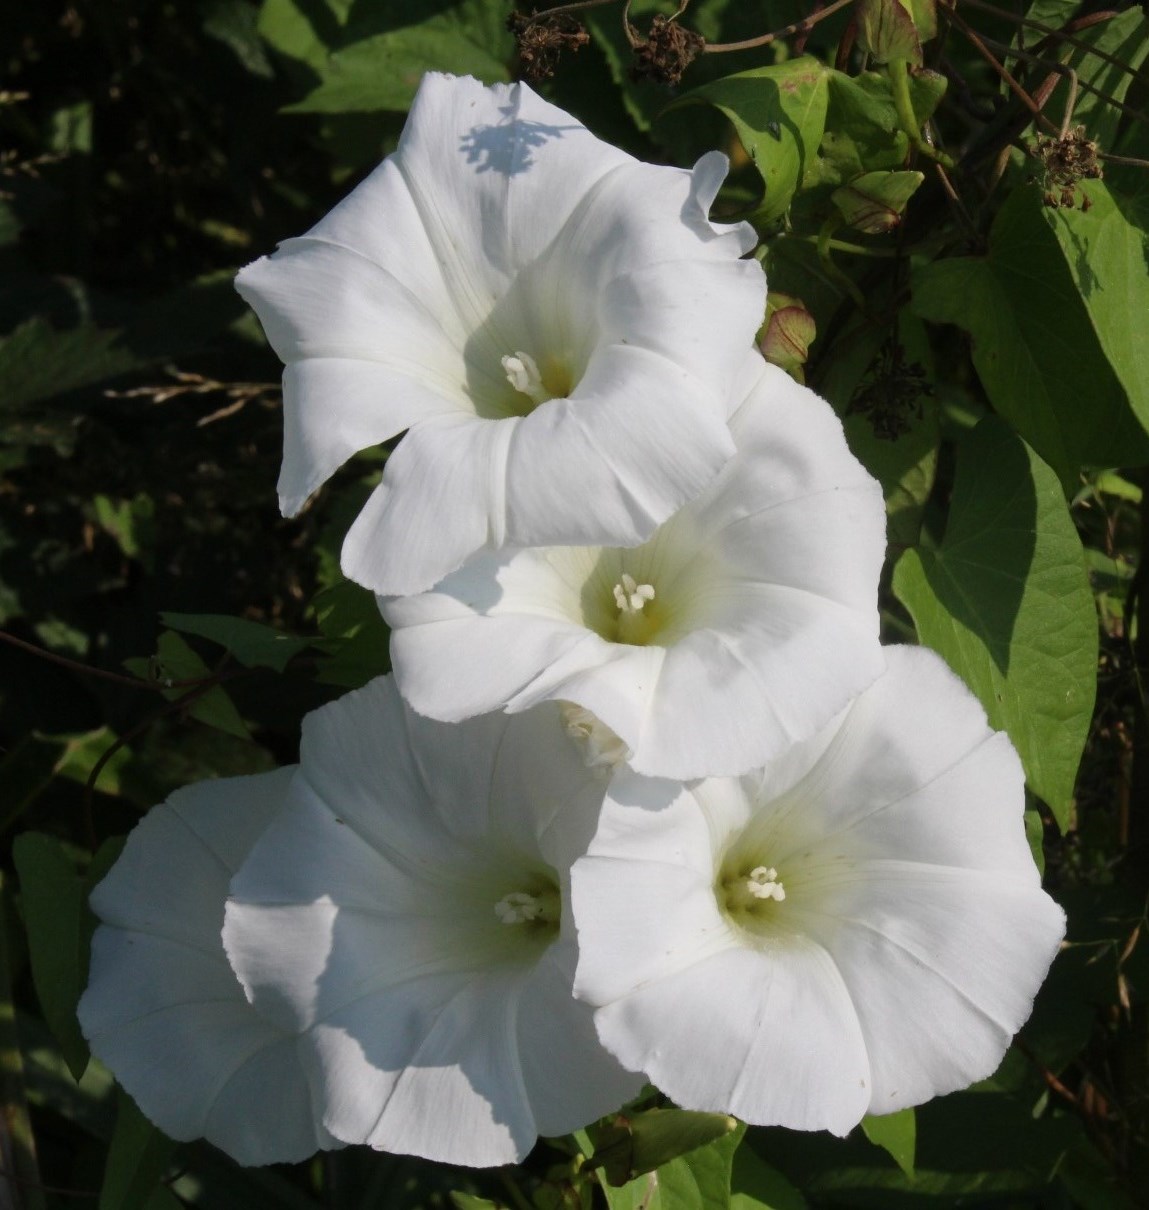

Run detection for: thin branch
[[516, 0, 618, 24], [955, 0, 1138, 84], [0, 630, 217, 693], [81, 668, 243, 850], [704, 0, 856, 53]]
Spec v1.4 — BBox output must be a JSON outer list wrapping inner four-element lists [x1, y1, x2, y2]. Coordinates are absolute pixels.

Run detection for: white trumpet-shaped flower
[[236, 72, 765, 596], [78, 768, 338, 1166], [570, 646, 1067, 1134], [222, 677, 641, 1167], [384, 356, 887, 779]]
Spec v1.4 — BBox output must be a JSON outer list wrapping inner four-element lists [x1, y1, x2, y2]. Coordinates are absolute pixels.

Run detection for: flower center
[[718, 860, 788, 934], [493, 886, 560, 928], [612, 573, 659, 644], [501, 350, 574, 412]]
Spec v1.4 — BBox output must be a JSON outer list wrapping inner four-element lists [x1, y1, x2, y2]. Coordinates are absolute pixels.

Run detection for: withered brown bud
[[629, 15, 705, 87], [508, 10, 590, 82]]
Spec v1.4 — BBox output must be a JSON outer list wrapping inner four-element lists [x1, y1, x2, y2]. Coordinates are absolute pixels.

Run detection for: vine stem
[[704, 0, 857, 53], [888, 56, 957, 168]]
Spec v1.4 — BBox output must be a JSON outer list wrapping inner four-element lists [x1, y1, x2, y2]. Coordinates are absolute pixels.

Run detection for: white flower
[[570, 646, 1067, 1134], [222, 677, 642, 1167], [235, 72, 765, 596], [384, 356, 887, 779], [78, 768, 338, 1166]]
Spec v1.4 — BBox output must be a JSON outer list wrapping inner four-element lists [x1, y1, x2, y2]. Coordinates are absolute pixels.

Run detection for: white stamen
[[494, 891, 545, 924], [613, 573, 656, 614], [502, 351, 550, 405], [745, 866, 786, 902]]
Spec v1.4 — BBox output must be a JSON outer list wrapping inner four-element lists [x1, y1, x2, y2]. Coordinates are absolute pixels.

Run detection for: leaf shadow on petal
[[459, 109, 582, 177]]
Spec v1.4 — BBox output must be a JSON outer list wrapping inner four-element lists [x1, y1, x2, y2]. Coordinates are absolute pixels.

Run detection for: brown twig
[[704, 0, 856, 53], [0, 630, 218, 693]]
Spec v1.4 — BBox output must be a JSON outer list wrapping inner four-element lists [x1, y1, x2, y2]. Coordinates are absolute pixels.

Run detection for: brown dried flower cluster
[[507, 10, 590, 82], [629, 14, 705, 86], [1033, 124, 1103, 210]]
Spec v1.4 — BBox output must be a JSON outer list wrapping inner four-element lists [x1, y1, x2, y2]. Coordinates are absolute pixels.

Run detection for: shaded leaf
[[123, 632, 249, 740], [99, 1090, 177, 1210], [0, 318, 137, 415], [311, 579, 390, 689], [912, 184, 1149, 486], [12, 834, 91, 1080], [161, 612, 312, 674], [893, 417, 1097, 825]]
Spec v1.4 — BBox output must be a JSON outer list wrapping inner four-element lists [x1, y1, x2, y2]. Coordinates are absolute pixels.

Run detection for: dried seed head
[[508, 10, 590, 82], [630, 15, 705, 87], [1033, 124, 1102, 210]]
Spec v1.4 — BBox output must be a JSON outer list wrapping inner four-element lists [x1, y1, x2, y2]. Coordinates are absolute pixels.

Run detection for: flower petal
[[796, 863, 1065, 1111], [590, 944, 871, 1135], [515, 941, 643, 1137], [278, 357, 461, 516], [503, 343, 737, 550], [628, 587, 884, 778], [79, 768, 334, 1165], [769, 645, 1037, 874], [341, 413, 516, 595]]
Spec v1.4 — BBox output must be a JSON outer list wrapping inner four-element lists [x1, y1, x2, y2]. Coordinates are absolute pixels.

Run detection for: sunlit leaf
[[674, 58, 829, 223], [912, 184, 1149, 485], [861, 1108, 916, 1177], [893, 418, 1097, 826]]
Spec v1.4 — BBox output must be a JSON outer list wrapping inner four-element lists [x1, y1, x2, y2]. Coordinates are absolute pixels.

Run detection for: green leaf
[[731, 1143, 807, 1210], [123, 632, 249, 740], [286, 0, 512, 114], [589, 1108, 739, 1186], [204, 0, 274, 77], [831, 169, 923, 233], [12, 833, 92, 1080], [0, 318, 138, 415], [311, 579, 390, 689], [257, 0, 352, 74], [861, 1107, 916, 1177], [892, 417, 1098, 826], [1057, 8, 1149, 152], [600, 1123, 744, 1210], [448, 1195, 499, 1210], [912, 185, 1149, 486], [856, 0, 922, 65], [1043, 181, 1149, 440], [161, 612, 311, 674], [675, 58, 829, 223], [845, 399, 939, 550], [99, 1090, 176, 1210]]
